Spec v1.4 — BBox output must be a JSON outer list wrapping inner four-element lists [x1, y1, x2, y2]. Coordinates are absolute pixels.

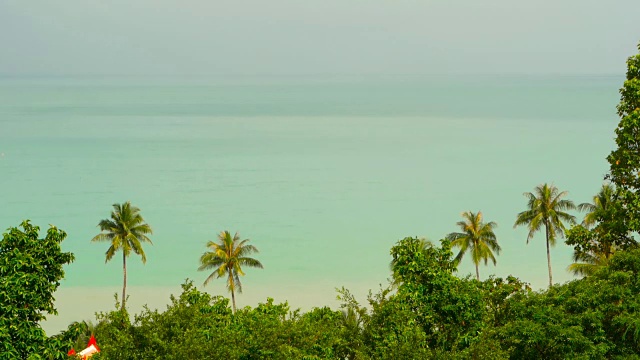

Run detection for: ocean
[[0, 74, 621, 333]]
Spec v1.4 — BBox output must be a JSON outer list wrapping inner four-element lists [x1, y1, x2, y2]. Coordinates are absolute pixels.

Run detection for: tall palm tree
[[91, 202, 153, 310], [446, 211, 501, 281], [198, 231, 263, 313], [577, 183, 615, 228], [514, 184, 576, 287]]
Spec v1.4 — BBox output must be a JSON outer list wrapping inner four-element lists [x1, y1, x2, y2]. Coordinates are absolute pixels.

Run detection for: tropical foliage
[[566, 187, 638, 277], [198, 231, 263, 313], [446, 211, 501, 280], [82, 239, 640, 359], [0, 221, 82, 359], [514, 183, 576, 287], [91, 202, 153, 310], [578, 184, 616, 227], [608, 42, 640, 234]]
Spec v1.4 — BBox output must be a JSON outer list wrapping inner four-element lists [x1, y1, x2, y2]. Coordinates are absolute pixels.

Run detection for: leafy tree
[[91, 202, 153, 311], [494, 288, 606, 359], [0, 221, 78, 359], [446, 211, 501, 281], [388, 237, 485, 354], [363, 290, 429, 359], [389, 237, 432, 287], [92, 280, 352, 359], [198, 231, 263, 314], [92, 297, 138, 360], [607, 42, 640, 234], [514, 184, 576, 287], [94, 281, 234, 360], [494, 248, 640, 359]]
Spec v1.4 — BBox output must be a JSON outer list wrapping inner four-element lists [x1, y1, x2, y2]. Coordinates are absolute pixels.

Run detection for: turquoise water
[[0, 75, 621, 332]]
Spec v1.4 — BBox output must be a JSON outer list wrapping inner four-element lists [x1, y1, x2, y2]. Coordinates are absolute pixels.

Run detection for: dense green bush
[[0, 221, 80, 359]]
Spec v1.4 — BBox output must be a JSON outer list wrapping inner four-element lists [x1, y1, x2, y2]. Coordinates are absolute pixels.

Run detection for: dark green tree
[[607, 42, 640, 234], [494, 248, 640, 359], [386, 237, 485, 354], [92, 280, 354, 359], [0, 221, 78, 359], [198, 231, 263, 314], [514, 184, 576, 287], [91, 202, 153, 311], [447, 211, 501, 281]]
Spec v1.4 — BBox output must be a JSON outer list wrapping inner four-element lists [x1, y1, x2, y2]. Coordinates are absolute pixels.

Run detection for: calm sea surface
[[0, 75, 622, 332]]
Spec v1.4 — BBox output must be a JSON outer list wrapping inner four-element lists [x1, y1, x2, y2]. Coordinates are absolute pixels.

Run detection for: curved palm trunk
[[122, 251, 127, 311], [545, 224, 553, 288], [228, 271, 236, 314]]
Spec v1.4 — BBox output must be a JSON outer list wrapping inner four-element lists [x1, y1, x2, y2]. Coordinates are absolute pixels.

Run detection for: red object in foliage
[[87, 334, 100, 352], [67, 348, 76, 355]]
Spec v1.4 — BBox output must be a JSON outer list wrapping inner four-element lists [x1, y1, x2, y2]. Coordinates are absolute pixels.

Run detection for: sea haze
[[0, 74, 621, 333]]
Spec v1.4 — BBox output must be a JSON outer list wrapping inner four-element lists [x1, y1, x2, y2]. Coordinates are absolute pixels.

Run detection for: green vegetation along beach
[[2, 1, 640, 358]]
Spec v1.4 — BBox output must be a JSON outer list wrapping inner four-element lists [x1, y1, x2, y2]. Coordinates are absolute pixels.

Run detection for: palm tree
[[567, 247, 615, 276], [577, 183, 615, 228], [446, 211, 501, 281], [91, 202, 153, 310], [514, 184, 576, 287], [198, 231, 263, 313], [568, 184, 618, 276]]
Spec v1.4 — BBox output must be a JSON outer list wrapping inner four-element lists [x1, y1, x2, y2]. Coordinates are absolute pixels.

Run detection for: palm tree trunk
[[122, 251, 127, 311], [545, 225, 553, 288], [229, 272, 236, 314], [231, 289, 236, 314], [475, 263, 480, 281], [227, 268, 236, 314]]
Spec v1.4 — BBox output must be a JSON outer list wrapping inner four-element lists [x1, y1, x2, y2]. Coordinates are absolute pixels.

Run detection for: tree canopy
[[0, 221, 81, 359]]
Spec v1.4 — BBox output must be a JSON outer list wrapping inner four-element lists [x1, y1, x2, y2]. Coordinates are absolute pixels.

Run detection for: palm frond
[[105, 245, 117, 263], [203, 271, 220, 286], [238, 257, 264, 269], [232, 271, 243, 293], [556, 199, 577, 212], [525, 213, 544, 243], [198, 253, 224, 269], [567, 262, 600, 276], [446, 232, 465, 241], [97, 219, 118, 232], [577, 202, 596, 213], [236, 244, 259, 257], [91, 233, 115, 243]]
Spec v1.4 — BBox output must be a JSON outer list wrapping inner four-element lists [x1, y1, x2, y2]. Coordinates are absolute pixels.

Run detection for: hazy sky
[[1, 0, 639, 76]]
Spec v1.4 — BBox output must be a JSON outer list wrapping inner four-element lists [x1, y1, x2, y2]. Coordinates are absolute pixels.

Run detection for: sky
[[1, 0, 639, 77]]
